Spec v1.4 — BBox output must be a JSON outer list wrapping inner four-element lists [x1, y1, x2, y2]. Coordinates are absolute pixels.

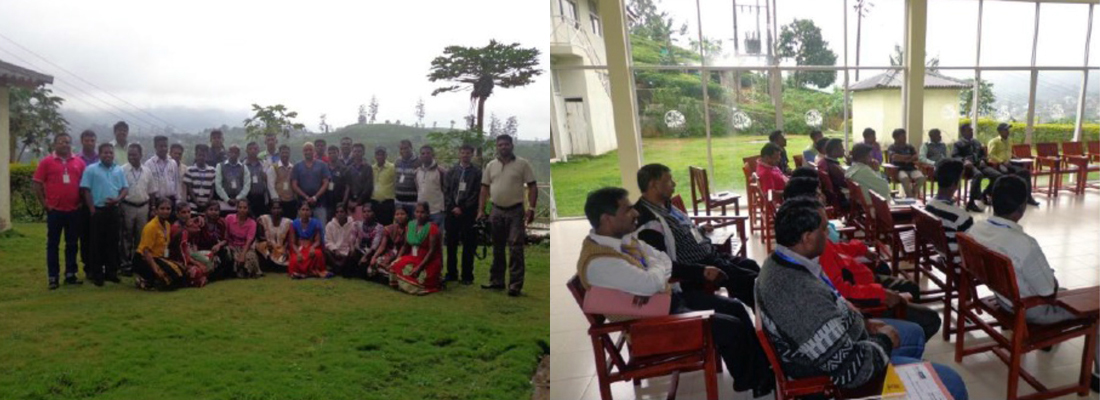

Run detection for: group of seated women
[[131, 198, 445, 295]]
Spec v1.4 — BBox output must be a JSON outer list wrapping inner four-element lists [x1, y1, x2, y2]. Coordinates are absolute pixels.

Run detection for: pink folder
[[582, 286, 671, 318]]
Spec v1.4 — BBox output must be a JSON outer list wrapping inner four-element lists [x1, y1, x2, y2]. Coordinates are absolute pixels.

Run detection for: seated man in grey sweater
[[756, 197, 968, 399]]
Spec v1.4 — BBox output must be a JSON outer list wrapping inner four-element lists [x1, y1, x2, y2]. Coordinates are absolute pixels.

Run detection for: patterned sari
[[289, 218, 326, 277], [390, 222, 443, 295], [371, 223, 407, 276], [256, 215, 291, 270]]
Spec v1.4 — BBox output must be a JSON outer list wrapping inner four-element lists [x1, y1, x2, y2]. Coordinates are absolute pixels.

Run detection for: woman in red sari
[[389, 202, 443, 295], [289, 203, 330, 279]]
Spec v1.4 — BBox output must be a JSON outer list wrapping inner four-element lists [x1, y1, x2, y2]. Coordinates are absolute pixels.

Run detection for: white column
[[599, 0, 644, 197], [904, 0, 928, 146], [0, 85, 10, 231]]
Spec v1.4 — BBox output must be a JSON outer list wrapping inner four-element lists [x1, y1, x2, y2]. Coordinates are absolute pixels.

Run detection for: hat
[[997, 122, 1012, 131]]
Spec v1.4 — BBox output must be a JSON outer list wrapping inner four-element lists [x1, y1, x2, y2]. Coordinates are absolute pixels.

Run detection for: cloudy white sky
[[0, 0, 550, 139]]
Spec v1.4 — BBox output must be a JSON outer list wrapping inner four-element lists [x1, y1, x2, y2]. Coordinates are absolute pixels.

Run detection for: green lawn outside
[[0, 223, 548, 400], [551, 135, 817, 217]]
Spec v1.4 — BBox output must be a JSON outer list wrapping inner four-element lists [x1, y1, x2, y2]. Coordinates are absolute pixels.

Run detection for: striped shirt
[[183, 164, 217, 208], [924, 198, 974, 264]]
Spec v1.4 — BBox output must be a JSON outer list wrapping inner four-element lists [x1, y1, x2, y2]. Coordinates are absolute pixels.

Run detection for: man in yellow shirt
[[984, 123, 1039, 206]]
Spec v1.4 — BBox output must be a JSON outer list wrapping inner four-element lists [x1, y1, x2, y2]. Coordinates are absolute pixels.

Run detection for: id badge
[[328, 182, 335, 191], [230, 180, 238, 190], [412, 246, 419, 257], [459, 182, 467, 192], [252, 176, 259, 184], [399, 175, 406, 184], [62, 173, 71, 184], [691, 227, 706, 244], [282, 182, 290, 191]]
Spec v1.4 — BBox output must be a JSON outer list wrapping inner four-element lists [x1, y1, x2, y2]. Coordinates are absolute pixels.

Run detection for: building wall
[[853, 88, 962, 146], [550, 0, 616, 158]]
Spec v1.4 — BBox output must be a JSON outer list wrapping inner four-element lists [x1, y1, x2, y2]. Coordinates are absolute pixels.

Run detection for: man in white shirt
[[144, 136, 179, 217], [119, 143, 157, 276], [968, 176, 1070, 324], [578, 187, 774, 397], [415, 145, 447, 230], [324, 203, 361, 278]]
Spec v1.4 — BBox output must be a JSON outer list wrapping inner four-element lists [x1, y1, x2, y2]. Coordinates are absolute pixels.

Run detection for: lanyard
[[775, 250, 841, 298], [987, 219, 1013, 229]]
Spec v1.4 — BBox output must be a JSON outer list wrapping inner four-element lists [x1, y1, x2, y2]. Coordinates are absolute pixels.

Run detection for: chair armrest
[[893, 224, 916, 232], [589, 310, 716, 335], [883, 163, 900, 181]]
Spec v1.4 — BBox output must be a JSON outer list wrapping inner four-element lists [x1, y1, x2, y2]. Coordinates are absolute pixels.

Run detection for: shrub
[[959, 118, 1100, 144], [9, 162, 44, 222]]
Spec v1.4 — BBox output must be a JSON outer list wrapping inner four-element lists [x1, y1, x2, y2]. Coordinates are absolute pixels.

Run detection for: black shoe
[[444, 275, 458, 282], [751, 381, 775, 399], [461, 280, 473, 286], [48, 280, 59, 290], [104, 275, 121, 283], [1040, 345, 1054, 352], [92, 278, 104, 287], [481, 284, 505, 290], [1090, 372, 1098, 392], [1027, 198, 1041, 206], [119, 269, 133, 277], [507, 289, 521, 297], [965, 201, 984, 212], [64, 276, 83, 285]]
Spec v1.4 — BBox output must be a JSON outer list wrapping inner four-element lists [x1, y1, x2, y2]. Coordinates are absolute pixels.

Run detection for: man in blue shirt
[[292, 142, 332, 223], [80, 143, 129, 286]]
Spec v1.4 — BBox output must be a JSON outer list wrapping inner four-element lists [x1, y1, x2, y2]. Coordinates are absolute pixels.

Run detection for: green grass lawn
[[551, 134, 817, 217], [0, 223, 548, 400]]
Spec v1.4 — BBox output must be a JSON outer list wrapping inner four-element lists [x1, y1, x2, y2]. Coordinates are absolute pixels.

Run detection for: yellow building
[[0, 59, 54, 231], [851, 70, 969, 144]]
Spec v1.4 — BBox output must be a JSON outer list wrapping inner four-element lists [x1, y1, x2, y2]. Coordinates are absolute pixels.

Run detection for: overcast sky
[[0, 0, 549, 139]]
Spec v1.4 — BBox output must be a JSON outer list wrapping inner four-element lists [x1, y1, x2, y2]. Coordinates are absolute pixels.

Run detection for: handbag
[[582, 286, 671, 318]]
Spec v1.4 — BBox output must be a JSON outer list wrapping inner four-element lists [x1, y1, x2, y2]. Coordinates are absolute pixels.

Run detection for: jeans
[[45, 210, 81, 280], [311, 203, 328, 224], [892, 356, 969, 400], [879, 318, 925, 359]]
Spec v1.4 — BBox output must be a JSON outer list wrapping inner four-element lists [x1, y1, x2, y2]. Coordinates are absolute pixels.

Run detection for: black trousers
[[674, 291, 773, 393], [371, 199, 395, 226], [875, 274, 943, 341], [445, 210, 478, 281], [696, 253, 760, 308], [980, 164, 1033, 198], [89, 205, 121, 279], [279, 200, 299, 221], [77, 206, 92, 274], [247, 193, 269, 218]]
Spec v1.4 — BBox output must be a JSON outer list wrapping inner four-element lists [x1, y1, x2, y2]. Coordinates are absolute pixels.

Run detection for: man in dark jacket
[[443, 144, 482, 284], [633, 163, 760, 309]]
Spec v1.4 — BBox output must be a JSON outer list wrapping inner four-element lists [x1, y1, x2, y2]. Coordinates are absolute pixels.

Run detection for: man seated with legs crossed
[[633, 164, 761, 308], [579, 187, 774, 398], [756, 197, 968, 399]]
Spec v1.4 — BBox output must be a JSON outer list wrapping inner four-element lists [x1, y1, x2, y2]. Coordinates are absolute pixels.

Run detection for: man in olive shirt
[[371, 146, 397, 225], [986, 123, 1039, 206], [477, 135, 537, 297]]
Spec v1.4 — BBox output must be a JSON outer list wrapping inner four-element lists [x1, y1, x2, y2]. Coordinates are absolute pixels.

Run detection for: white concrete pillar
[[0, 85, 10, 231], [904, 0, 928, 146], [598, 0, 643, 198]]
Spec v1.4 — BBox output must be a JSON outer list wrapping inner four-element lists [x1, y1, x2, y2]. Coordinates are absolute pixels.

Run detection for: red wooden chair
[[912, 207, 964, 339], [753, 303, 838, 400], [793, 154, 805, 168], [954, 234, 1099, 400], [1063, 141, 1100, 193], [743, 163, 763, 235], [1035, 142, 1079, 196], [688, 166, 740, 217], [868, 191, 919, 278], [671, 194, 748, 259], [1088, 141, 1100, 163], [1011, 144, 1056, 197], [567, 276, 720, 400]]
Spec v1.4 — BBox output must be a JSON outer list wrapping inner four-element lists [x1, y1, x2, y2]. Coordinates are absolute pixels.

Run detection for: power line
[[0, 45, 161, 133], [0, 31, 177, 130]]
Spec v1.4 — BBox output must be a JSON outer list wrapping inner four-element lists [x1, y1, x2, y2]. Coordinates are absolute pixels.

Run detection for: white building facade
[[550, 0, 617, 160]]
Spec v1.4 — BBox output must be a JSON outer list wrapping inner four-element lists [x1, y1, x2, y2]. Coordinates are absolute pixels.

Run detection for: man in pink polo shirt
[[756, 142, 789, 194], [33, 133, 87, 290]]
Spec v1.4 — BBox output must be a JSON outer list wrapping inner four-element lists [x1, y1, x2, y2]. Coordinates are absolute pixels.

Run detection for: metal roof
[[849, 70, 970, 92], [0, 59, 53, 88]]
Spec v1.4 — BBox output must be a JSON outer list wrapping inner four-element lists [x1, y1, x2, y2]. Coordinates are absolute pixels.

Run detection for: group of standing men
[[32, 120, 538, 296]]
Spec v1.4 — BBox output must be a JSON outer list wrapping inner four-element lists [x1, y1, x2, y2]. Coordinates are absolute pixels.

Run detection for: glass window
[[846, 0, 904, 72], [1091, 5, 1100, 68], [562, 0, 579, 26], [589, 1, 602, 36], [849, 68, 905, 147], [973, 70, 1031, 140], [771, 0, 845, 68], [1034, 71, 1084, 125], [1036, 3, 1090, 67], [1085, 72, 1100, 125], [628, 0, 699, 67], [980, 1, 1036, 67], [550, 64, 619, 217], [926, 0, 978, 68]]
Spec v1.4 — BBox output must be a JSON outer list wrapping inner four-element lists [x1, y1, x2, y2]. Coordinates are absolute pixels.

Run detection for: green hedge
[[960, 118, 1100, 144], [9, 162, 44, 222]]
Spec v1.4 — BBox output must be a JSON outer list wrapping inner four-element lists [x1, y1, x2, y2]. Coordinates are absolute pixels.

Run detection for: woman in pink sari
[[389, 202, 443, 295]]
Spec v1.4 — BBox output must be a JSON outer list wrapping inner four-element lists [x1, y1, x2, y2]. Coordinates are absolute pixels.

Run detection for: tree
[[450, 120, 456, 129], [242, 103, 306, 139], [414, 98, 426, 128], [488, 113, 503, 136], [358, 104, 367, 124], [888, 44, 939, 72], [503, 116, 518, 138], [427, 40, 542, 134], [627, 0, 688, 65], [8, 86, 67, 161], [853, 0, 874, 81], [776, 19, 838, 89], [368, 96, 379, 124], [959, 78, 996, 117], [689, 37, 723, 65]]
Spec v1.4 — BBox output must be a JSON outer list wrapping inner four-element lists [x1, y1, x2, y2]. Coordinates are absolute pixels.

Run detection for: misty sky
[[0, 0, 549, 139]]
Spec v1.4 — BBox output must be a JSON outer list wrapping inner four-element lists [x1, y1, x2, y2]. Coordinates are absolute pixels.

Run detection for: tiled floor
[[550, 192, 1100, 399]]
